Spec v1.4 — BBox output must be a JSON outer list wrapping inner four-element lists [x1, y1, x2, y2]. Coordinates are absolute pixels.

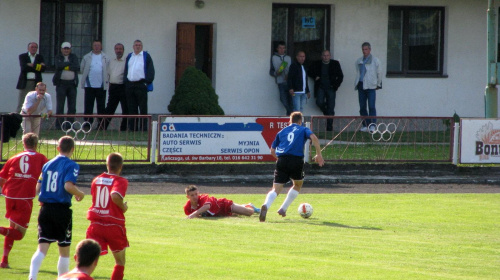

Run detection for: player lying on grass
[[184, 185, 260, 219]]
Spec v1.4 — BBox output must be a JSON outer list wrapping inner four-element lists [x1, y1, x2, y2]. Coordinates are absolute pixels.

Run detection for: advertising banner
[[159, 117, 289, 162], [460, 118, 500, 163]]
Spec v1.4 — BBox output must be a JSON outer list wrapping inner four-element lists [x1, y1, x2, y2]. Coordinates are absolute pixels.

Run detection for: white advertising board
[[460, 118, 500, 163], [159, 116, 289, 162]]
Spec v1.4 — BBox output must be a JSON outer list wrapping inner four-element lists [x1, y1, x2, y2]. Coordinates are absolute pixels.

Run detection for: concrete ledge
[[77, 163, 500, 185]]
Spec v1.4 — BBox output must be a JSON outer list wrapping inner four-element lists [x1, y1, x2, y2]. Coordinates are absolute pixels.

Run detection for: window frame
[[39, 0, 103, 71], [271, 3, 331, 65], [386, 6, 446, 78]]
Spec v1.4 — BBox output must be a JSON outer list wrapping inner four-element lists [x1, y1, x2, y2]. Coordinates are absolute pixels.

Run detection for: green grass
[[1, 193, 499, 279]]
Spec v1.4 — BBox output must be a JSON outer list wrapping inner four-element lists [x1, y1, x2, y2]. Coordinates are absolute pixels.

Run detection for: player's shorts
[[5, 198, 33, 229], [274, 155, 305, 184], [37, 203, 73, 247], [216, 198, 234, 216], [86, 222, 129, 255]]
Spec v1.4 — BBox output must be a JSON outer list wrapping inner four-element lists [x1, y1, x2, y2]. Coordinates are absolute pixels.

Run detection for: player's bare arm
[[35, 182, 42, 195], [64, 182, 85, 201], [111, 193, 128, 213], [187, 204, 210, 219], [271, 148, 277, 160], [310, 134, 325, 167]]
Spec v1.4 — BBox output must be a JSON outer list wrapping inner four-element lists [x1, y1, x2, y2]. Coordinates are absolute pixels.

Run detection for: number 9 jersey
[[38, 155, 79, 204]]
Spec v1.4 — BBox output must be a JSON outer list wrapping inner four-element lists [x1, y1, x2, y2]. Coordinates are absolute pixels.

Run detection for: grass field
[[1, 193, 499, 280]]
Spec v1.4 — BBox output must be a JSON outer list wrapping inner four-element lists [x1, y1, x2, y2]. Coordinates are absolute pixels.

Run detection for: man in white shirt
[[123, 40, 155, 131], [104, 43, 128, 131], [21, 82, 53, 135], [80, 40, 109, 129]]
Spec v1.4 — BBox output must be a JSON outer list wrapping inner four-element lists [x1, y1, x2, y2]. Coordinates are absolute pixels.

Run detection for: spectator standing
[[28, 136, 85, 280], [259, 112, 324, 222], [57, 239, 101, 280], [81, 40, 109, 129], [16, 42, 45, 113], [354, 42, 382, 132], [104, 43, 128, 131], [309, 50, 344, 131], [288, 51, 310, 113], [270, 41, 292, 115], [0, 133, 48, 269], [20, 82, 53, 135], [53, 42, 79, 130], [86, 153, 129, 280], [124, 40, 155, 131]]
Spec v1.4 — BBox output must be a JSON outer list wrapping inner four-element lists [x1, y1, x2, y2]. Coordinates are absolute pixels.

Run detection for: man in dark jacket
[[124, 40, 155, 131], [308, 50, 343, 131], [287, 51, 310, 113], [52, 42, 80, 130], [16, 42, 45, 113]]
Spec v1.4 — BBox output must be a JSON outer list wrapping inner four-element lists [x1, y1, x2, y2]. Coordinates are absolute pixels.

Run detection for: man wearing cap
[[16, 42, 46, 113], [52, 42, 80, 130], [80, 40, 109, 129]]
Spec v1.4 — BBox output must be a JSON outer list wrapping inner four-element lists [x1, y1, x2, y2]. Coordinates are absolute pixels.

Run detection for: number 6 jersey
[[87, 173, 128, 226]]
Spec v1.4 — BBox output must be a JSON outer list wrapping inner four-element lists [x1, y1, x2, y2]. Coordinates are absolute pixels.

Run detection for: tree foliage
[[168, 67, 224, 115]]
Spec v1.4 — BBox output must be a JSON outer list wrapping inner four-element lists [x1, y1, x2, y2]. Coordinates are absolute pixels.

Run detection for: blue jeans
[[357, 82, 377, 127], [278, 82, 292, 115], [292, 93, 307, 112], [316, 87, 336, 130]]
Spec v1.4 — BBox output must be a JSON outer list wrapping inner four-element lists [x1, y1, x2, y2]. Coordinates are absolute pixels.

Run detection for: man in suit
[[16, 42, 46, 113]]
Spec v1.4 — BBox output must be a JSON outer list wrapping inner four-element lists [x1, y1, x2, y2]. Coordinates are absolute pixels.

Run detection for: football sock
[[264, 191, 278, 209], [111, 264, 125, 280], [0, 227, 7, 236], [2, 237, 14, 263], [280, 189, 299, 211], [58, 256, 70, 276], [29, 250, 46, 280]]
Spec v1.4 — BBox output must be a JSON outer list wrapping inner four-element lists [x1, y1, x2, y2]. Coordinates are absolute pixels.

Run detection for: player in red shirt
[[57, 239, 101, 280], [0, 133, 48, 268], [184, 185, 260, 219], [86, 153, 128, 280]]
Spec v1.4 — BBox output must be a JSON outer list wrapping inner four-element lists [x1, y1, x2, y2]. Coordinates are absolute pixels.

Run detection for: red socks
[[2, 237, 14, 264], [0, 227, 23, 240], [111, 264, 125, 280]]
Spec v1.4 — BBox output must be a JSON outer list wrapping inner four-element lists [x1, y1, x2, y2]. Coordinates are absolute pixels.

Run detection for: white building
[[0, 0, 493, 118]]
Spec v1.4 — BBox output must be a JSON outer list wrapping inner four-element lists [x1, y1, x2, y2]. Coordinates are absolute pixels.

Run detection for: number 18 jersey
[[38, 155, 79, 204], [87, 173, 128, 226]]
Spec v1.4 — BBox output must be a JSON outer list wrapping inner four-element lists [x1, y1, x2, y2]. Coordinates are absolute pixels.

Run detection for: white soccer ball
[[298, 203, 313, 218]]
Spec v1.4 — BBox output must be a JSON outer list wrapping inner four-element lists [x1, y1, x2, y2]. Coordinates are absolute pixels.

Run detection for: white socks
[[29, 250, 46, 280], [58, 256, 70, 276], [263, 190, 278, 209], [280, 189, 299, 211]]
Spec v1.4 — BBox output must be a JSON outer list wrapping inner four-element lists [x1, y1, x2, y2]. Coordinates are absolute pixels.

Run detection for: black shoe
[[259, 205, 268, 222]]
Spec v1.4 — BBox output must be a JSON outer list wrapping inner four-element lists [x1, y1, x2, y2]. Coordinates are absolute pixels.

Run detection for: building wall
[[0, 0, 491, 118]]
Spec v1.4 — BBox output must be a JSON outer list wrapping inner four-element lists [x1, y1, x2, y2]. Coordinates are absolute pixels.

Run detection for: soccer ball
[[298, 203, 313, 218]]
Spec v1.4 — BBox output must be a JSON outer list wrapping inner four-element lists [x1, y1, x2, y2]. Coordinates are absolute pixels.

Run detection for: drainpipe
[[486, 0, 498, 118]]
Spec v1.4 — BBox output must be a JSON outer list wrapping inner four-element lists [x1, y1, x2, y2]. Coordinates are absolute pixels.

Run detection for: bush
[[168, 67, 224, 115]]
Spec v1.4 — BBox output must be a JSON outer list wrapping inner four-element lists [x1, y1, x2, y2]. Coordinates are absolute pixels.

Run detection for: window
[[272, 4, 330, 66], [39, 0, 103, 70], [387, 6, 445, 77]]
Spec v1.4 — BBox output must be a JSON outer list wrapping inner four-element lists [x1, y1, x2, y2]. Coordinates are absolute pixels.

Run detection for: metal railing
[[310, 116, 454, 162], [1, 114, 151, 162]]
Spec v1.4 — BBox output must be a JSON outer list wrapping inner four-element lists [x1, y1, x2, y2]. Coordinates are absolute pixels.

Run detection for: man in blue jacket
[[124, 40, 155, 131]]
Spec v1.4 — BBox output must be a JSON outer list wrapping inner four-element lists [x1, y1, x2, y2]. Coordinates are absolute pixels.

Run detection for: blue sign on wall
[[302, 17, 316, 28]]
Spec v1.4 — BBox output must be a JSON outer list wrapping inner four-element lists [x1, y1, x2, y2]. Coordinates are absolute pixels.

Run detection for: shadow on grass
[[320, 221, 382, 230]]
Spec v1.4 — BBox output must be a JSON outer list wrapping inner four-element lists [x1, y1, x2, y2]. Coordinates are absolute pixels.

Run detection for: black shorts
[[37, 203, 73, 247], [273, 155, 305, 184]]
